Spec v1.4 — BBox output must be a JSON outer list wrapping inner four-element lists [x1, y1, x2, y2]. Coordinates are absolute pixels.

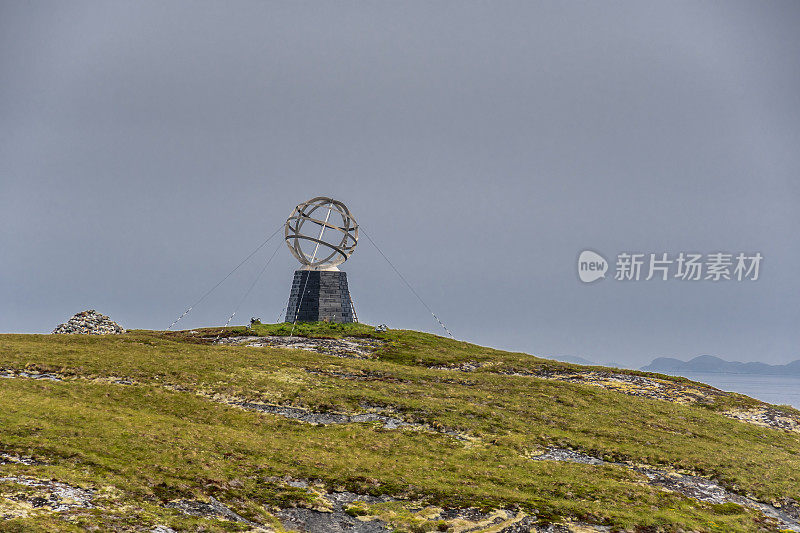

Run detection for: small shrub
[[710, 502, 745, 515], [345, 504, 370, 517]]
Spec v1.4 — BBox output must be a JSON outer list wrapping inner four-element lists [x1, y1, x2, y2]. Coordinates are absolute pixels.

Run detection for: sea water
[[658, 371, 800, 409]]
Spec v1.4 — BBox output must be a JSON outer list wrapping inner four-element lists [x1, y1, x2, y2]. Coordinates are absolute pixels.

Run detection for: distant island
[[642, 354, 800, 376]]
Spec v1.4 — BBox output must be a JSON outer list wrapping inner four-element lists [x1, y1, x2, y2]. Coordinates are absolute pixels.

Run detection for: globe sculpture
[[283, 197, 359, 324], [284, 196, 358, 270]]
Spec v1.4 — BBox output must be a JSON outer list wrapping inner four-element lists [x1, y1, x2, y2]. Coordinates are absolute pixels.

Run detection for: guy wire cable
[[215, 239, 283, 341], [360, 226, 454, 339], [289, 269, 312, 338], [167, 224, 283, 330], [277, 295, 291, 323]]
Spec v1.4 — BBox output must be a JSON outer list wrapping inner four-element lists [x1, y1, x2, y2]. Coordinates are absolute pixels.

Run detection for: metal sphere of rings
[[284, 197, 358, 269]]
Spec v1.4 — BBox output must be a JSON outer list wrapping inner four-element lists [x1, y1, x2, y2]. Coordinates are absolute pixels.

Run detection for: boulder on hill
[[53, 310, 126, 335]]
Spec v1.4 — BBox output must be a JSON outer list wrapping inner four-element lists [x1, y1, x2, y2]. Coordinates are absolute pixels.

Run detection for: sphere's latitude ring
[[284, 226, 356, 253], [287, 235, 349, 261], [286, 215, 356, 243], [285, 210, 356, 259], [285, 223, 353, 267], [284, 196, 358, 268]]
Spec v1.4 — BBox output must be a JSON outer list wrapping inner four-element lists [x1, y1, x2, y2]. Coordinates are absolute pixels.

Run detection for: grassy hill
[[1, 323, 799, 532]]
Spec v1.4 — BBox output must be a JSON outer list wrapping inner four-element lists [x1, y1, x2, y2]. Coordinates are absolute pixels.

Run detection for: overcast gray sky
[[2, 1, 798, 367]]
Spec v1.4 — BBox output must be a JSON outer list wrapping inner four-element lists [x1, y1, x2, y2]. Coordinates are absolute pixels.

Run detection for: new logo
[[578, 250, 608, 283]]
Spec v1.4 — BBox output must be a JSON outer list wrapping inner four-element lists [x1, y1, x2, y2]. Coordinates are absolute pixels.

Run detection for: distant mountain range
[[641, 355, 800, 376]]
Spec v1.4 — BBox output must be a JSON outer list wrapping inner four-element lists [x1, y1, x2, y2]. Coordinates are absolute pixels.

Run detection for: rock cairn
[[52, 310, 126, 335]]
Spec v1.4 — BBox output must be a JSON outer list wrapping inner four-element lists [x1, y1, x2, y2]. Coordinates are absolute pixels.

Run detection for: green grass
[[0, 324, 798, 532]]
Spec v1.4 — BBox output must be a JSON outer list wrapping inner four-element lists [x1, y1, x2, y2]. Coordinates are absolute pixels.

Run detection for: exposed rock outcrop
[[52, 310, 125, 335]]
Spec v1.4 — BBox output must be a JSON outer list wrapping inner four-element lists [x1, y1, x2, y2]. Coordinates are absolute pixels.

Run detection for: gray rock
[[53, 310, 125, 335]]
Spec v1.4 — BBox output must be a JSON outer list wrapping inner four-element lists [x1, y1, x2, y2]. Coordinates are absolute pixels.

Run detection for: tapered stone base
[[284, 270, 355, 323]]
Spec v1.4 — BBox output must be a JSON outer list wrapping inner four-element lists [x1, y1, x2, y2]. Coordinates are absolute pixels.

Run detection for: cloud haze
[[2, 1, 799, 366]]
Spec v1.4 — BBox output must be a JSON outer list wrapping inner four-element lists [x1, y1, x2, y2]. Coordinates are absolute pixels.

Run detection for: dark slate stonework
[[285, 270, 355, 323]]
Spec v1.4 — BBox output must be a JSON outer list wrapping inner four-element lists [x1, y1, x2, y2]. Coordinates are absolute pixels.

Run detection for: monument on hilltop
[[283, 197, 358, 323]]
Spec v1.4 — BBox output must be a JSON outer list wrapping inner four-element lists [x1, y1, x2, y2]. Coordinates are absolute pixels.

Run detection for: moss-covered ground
[[0, 323, 798, 532]]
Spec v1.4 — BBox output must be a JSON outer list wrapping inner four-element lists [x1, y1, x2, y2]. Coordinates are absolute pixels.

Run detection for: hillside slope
[[1, 323, 799, 532]]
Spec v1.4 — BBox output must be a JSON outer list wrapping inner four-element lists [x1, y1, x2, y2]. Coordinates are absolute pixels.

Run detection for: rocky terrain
[[52, 310, 125, 335], [215, 335, 384, 358], [235, 336, 800, 435], [529, 448, 800, 531], [1, 322, 800, 532]]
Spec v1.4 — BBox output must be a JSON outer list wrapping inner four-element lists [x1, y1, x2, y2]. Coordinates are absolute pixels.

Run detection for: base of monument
[[284, 270, 355, 323]]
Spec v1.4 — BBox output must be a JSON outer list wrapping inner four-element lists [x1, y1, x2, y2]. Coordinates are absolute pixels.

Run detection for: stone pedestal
[[284, 270, 355, 323]]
